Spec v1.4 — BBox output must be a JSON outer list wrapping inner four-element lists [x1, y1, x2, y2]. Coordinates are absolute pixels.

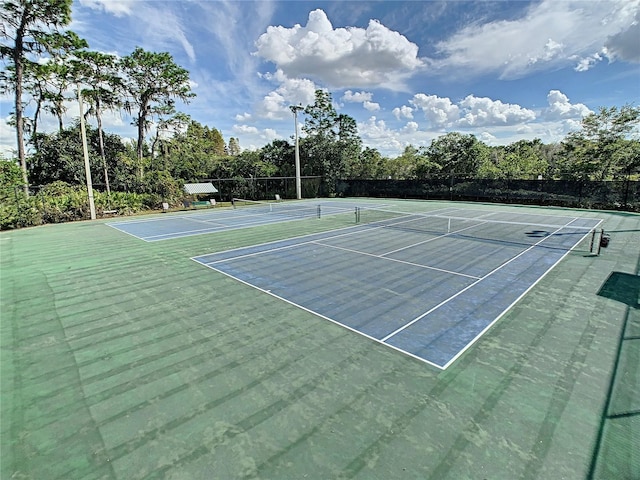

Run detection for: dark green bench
[[185, 200, 216, 209]]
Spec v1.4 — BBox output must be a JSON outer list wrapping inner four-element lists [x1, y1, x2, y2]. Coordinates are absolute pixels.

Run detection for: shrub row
[[1, 181, 161, 230]]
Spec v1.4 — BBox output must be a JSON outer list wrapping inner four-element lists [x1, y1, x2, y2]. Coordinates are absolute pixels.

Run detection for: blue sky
[[2, 0, 639, 157]]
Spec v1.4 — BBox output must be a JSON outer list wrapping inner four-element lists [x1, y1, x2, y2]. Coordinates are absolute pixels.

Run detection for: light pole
[[290, 105, 303, 200], [78, 85, 96, 220]]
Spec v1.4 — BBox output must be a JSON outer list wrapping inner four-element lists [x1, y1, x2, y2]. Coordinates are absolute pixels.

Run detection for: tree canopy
[[1, 0, 76, 192]]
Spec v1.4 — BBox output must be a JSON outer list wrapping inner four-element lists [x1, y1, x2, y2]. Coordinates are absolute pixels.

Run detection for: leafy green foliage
[[561, 105, 640, 180], [1, 0, 77, 191], [120, 47, 195, 167], [164, 120, 225, 180], [29, 121, 125, 187], [302, 90, 362, 193]]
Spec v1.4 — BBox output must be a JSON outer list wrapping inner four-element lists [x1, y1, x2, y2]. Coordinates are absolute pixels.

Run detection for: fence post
[[624, 176, 630, 209]]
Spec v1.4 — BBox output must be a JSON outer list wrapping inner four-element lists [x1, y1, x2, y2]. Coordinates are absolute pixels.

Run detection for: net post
[[589, 229, 596, 253], [355, 207, 360, 223], [232, 198, 236, 209], [596, 228, 604, 256], [317, 205, 321, 219]]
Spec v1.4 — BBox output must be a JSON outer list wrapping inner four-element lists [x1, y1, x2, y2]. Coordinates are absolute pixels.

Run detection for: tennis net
[[232, 198, 321, 219], [354, 207, 600, 252]]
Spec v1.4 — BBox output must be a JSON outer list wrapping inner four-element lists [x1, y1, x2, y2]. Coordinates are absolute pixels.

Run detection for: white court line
[[431, 206, 589, 222], [200, 222, 390, 265], [198, 208, 463, 265], [311, 240, 480, 280], [439, 216, 604, 369], [111, 204, 352, 241], [380, 216, 583, 343], [378, 217, 490, 257], [191, 256, 446, 370], [105, 223, 155, 242], [108, 207, 285, 228], [192, 211, 603, 369], [143, 216, 275, 240]]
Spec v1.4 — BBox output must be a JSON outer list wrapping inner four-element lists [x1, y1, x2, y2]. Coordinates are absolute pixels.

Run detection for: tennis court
[[107, 199, 378, 241], [2, 199, 637, 479], [194, 206, 602, 368]]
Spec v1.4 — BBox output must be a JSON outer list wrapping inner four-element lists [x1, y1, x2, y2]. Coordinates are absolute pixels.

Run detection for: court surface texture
[[1, 199, 638, 480]]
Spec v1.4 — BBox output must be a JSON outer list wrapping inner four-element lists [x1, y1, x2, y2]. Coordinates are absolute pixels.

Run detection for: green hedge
[[0, 182, 163, 230]]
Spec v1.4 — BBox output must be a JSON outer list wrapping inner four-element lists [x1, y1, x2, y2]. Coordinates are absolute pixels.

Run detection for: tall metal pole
[[78, 86, 96, 220], [290, 105, 303, 200]]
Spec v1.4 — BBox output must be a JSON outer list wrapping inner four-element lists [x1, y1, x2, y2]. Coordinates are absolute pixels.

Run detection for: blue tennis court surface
[[106, 200, 376, 241], [193, 207, 602, 369]]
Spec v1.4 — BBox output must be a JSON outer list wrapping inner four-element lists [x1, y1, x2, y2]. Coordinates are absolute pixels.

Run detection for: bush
[[0, 178, 161, 229], [36, 182, 89, 223], [97, 191, 147, 215]]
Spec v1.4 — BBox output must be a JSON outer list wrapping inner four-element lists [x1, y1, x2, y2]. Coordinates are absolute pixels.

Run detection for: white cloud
[[343, 90, 373, 103], [358, 116, 438, 156], [254, 9, 424, 90], [258, 71, 317, 119], [79, 0, 196, 62], [478, 132, 498, 145], [456, 95, 536, 127], [573, 51, 606, 72], [363, 101, 380, 112], [263, 128, 279, 141], [235, 112, 253, 122], [79, 0, 134, 17], [410, 94, 459, 127], [199, 0, 276, 81], [544, 90, 592, 120], [393, 105, 414, 120], [0, 117, 17, 158], [402, 121, 419, 134], [358, 116, 403, 153], [431, 0, 640, 79], [233, 124, 259, 134], [231, 125, 282, 152], [343, 90, 380, 111]]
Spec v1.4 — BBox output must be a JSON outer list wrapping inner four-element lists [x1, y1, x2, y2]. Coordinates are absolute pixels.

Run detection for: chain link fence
[[203, 176, 324, 201], [336, 178, 639, 212]]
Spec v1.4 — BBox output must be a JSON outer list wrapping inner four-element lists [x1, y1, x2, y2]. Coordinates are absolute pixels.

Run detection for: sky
[[1, 0, 639, 158]]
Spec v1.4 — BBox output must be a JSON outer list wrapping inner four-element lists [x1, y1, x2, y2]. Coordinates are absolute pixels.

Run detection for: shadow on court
[[597, 271, 640, 309]]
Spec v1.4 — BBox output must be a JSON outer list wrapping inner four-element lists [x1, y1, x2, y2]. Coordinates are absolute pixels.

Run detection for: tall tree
[[70, 50, 122, 194], [260, 139, 294, 176], [562, 105, 640, 180], [1, 0, 74, 193], [390, 145, 427, 179], [227, 137, 241, 156], [303, 90, 337, 136], [120, 47, 195, 178], [38, 31, 87, 130], [355, 147, 388, 179], [427, 132, 488, 179], [302, 89, 361, 192], [166, 120, 225, 180], [478, 139, 549, 179], [29, 121, 124, 186]]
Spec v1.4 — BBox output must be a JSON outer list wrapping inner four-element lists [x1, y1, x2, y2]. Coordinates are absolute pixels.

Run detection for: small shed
[[183, 183, 218, 195]]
